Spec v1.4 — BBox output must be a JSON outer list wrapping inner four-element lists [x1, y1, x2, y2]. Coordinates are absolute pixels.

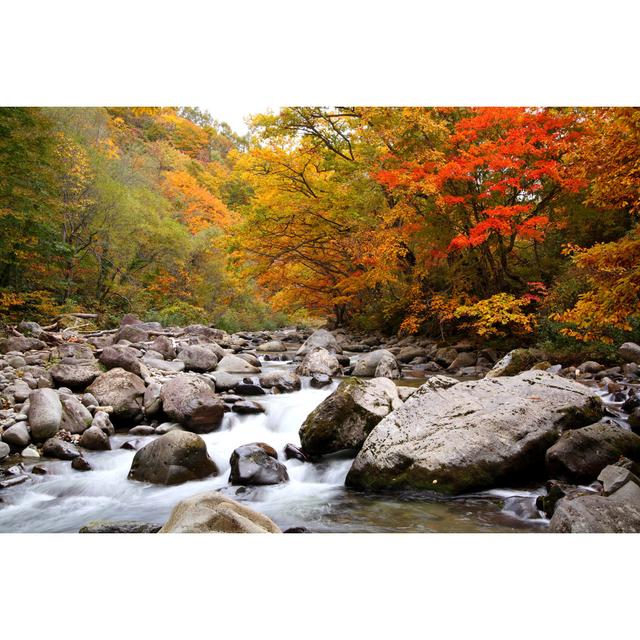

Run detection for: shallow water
[[0, 358, 550, 533]]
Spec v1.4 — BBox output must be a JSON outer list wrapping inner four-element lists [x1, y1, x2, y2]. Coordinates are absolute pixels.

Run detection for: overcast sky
[[201, 104, 275, 135]]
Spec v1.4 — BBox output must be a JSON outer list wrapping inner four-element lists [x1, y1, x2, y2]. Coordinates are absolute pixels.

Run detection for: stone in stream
[[217, 354, 260, 374], [232, 400, 265, 414], [346, 370, 603, 495], [309, 374, 332, 388], [258, 370, 301, 393], [143, 381, 162, 417], [2, 422, 31, 447], [176, 345, 219, 372], [549, 492, 640, 532], [296, 329, 341, 357], [42, 437, 81, 460], [352, 349, 400, 378], [79, 520, 162, 533], [27, 388, 63, 440], [229, 443, 289, 486], [296, 347, 342, 377], [159, 491, 281, 533], [99, 345, 145, 377], [129, 425, 155, 436], [300, 377, 402, 456], [233, 383, 265, 396], [79, 425, 111, 451], [59, 394, 93, 434], [397, 346, 427, 363], [0, 441, 9, 461], [72, 456, 92, 471], [160, 374, 225, 432], [284, 443, 311, 463], [86, 368, 146, 422], [256, 340, 287, 352], [91, 410, 115, 435], [485, 348, 545, 377], [128, 430, 218, 485], [545, 419, 640, 484]]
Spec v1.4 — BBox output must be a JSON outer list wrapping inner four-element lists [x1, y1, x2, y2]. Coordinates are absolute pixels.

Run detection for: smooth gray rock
[[99, 345, 144, 376], [60, 394, 93, 434], [27, 388, 62, 440], [300, 377, 402, 456], [177, 345, 219, 372], [0, 441, 9, 460], [549, 493, 640, 532], [0, 337, 46, 354], [50, 363, 100, 390], [159, 491, 281, 533], [216, 354, 260, 374], [256, 340, 287, 352], [86, 368, 145, 421], [486, 348, 545, 377], [149, 335, 176, 360], [2, 422, 31, 447], [296, 348, 342, 377], [143, 381, 162, 416], [128, 430, 218, 485], [160, 374, 224, 432], [141, 356, 185, 372], [352, 349, 399, 378], [597, 465, 640, 495], [42, 437, 80, 460], [346, 371, 603, 494], [229, 443, 289, 485], [79, 425, 111, 450], [91, 410, 115, 435], [258, 370, 301, 393], [296, 329, 341, 357]]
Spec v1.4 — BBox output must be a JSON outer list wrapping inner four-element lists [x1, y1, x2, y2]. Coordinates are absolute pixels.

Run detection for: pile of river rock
[[2, 314, 640, 533]]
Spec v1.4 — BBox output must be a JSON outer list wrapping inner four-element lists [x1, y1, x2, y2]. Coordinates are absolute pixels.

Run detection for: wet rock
[[535, 480, 585, 518], [229, 443, 289, 485], [486, 348, 545, 377], [60, 394, 93, 434], [155, 422, 183, 435], [233, 383, 265, 396], [300, 377, 402, 456], [79, 520, 161, 533], [232, 400, 265, 414], [159, 491, 281, 533], [549, 493, 640, 532], [72, 456, 92, 471], [296, 329, 341, 357], [258, 370, 301, 393], [79, 425, 111, 450], [284, 443, 310, 463], [545, 420, 640, 484], [296, 348, 342, 377], [619, 342, 640, 365], [284, 527, 312, 533], [129, 425, 155, 436], [31, 464, 47, 475], [120, 438, 145, 450], [49, 363, 100, 390], [502, 495, 542, 520], [42, 437, 81, 460], [628, 407, 640, 433], [309, 374, 332, 388], [2, 422, 30, 447], [128, 430, 218, 485], [28, 388, 63, 440], [597, 464, 640, 495], [346, 370, 603, 494], [99, 345, 144, 377], [160, 374, 225, 432], [217, 354, 260, 374], [87, 368, 146, 421], [91, 410, 115, 435], [177, 345, 219, 372]]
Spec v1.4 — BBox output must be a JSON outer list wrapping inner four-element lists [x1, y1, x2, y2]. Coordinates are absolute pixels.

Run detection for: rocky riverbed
[[1, 315, 640, 533]]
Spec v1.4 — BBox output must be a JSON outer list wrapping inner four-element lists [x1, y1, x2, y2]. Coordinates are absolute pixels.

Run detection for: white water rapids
[[0, 359, 548, 533]]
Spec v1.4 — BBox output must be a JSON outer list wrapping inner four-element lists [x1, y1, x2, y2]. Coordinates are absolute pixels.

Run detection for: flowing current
[[0, 358, 548, 533]]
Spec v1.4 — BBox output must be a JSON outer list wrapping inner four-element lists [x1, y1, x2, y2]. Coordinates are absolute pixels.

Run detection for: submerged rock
[[159, 491, 281, 533], [300, 377, 402, 456], [128, 430, 218, 485], [346, 370, 603, 494]]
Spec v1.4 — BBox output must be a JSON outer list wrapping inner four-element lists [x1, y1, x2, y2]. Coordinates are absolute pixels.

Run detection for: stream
[[0, 356, 570, 533]]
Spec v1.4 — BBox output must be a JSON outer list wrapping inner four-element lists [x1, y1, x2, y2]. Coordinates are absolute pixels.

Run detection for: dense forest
[[1, 107, 638, 352]]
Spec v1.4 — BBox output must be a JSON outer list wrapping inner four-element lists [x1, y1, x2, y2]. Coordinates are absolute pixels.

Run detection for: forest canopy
[[0, 106, 638, 347]]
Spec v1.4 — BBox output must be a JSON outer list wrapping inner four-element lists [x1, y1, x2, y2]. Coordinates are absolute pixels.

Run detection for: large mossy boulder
[[128, 430, 218, 485], [545, 420, 640, 483], [159, 491, 281, 533], [485, 348, 545, 377], [345, 370, 603, 495], [159, 374, 225, 432], [300, 377, 402, 456]]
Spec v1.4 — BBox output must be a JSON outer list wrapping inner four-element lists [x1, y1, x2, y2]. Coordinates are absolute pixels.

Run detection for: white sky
[[201, 104, 275, 135]]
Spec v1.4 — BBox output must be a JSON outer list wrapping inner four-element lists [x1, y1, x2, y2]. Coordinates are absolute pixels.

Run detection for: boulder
[[149, 335, 175, 360], [128, 431, 218, 485], [99, 345, 144, 376], [176, 345, 219, 372], [346, 370, 603, 494], [549, 493, 640, 532], [2, 422, 31, 448], [217, 354, 260, 374], [79, 425, 111, 450], [309, 374, 332, 388], [486, 348, 545, 377], [42, 437, 81, 460], [160, 374, 225, 432], [159, 491, 281, 533], [59, 394, 93, 434], [86, 368, 146, 421], [284, 443, 310, 462], [296, 348, 342, 377], [49, 363, 100, 390], [545, 420, 640, 483], [114, 324, 149, 343], [258, 370, 301, 393], [91, 410, 115, 435], [27, 388, 62, 440], [0, 336, 46, 354], [619, 342, 640, 365], [397, 346, 427, 363], [229, 443, 289, 485], [448, 351, 477, 370], [209, 371, 244, 391], [256, 340, 287, 352], [296, 329, 341, 357], [352, 349, 399, 377], [300, 377, 402, 456]]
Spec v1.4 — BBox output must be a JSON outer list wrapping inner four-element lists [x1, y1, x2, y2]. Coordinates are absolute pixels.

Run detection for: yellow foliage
[[454, 293, 536, 338]]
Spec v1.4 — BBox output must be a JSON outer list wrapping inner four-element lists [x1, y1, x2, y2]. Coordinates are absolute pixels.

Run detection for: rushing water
[[0, 357, 553, 533]]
